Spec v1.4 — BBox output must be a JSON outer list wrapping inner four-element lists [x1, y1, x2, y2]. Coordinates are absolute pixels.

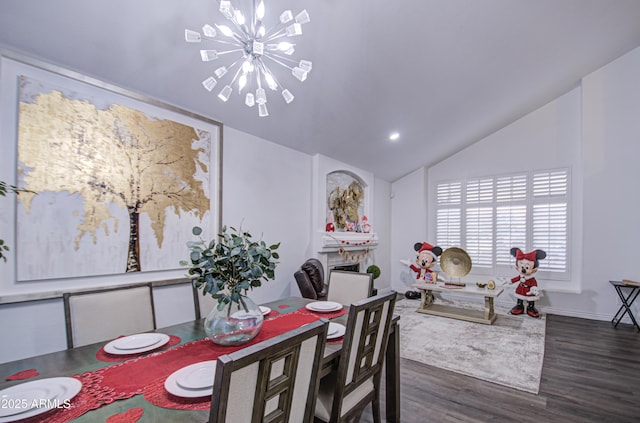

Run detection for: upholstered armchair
[[294, 258, 328, 301]]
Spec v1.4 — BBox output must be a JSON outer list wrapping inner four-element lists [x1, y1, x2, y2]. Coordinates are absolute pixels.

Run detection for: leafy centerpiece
[[181, 225, 280, 346]]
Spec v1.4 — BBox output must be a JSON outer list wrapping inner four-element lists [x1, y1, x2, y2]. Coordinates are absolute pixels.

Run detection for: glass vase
[[203, 295, 263, 346]]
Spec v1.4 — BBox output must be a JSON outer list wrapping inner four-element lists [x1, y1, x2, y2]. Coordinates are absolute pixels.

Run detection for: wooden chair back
[[209, 319, 328, 423], [315, 291, 396, 422], [192, 283, 218, 319]]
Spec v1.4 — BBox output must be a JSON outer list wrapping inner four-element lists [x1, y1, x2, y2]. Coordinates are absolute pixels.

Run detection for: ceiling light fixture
[[185, 0, 312, 117], [389, 132, 400, 141]]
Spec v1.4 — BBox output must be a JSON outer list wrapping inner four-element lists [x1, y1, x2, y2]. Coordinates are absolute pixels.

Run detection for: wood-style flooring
[[362, 314, 640, 423]]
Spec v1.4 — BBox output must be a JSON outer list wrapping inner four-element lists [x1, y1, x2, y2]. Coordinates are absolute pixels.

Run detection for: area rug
[[395, 297, 546, 394]]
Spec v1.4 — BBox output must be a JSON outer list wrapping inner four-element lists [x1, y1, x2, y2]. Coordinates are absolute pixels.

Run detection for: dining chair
[[314, 290, 397, 423], [209, 319, 329, 423], [63, 283, 156, 348], [327, 270, 374, 306], [295, 258, 328, 301], [192, 283, 218, 319]]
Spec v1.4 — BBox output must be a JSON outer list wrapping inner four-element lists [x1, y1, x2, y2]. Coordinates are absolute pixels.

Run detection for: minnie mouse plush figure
[[509, 247, 546, 318], [407, 242, 443, 283]]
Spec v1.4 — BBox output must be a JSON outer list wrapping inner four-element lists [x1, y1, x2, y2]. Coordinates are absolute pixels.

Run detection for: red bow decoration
[[515, 249, 537, 262]]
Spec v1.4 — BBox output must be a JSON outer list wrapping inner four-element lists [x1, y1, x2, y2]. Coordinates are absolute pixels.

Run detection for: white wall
[[576, 46, 640, 320], [390, 167, 428, 294], [392, 46, 640, 322], [220, 126, 312, 304], [373, 177, 391, 291], [427, 87, 583, 296]]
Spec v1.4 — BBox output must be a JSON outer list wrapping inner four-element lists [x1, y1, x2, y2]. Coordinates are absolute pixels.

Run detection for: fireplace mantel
[[318, 231, 379, 252], [311, 155, 379, 279]]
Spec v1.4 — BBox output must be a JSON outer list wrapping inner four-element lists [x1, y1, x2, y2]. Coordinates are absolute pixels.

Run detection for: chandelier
[[185, 0, 312, 117]]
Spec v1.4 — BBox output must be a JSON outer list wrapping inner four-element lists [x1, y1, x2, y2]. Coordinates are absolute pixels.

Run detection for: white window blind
[[465, 178, 493, 267], [436, 181, 461, 249], [532, 170, 568, 273], [434, 168, 570, 278], [466, 207, 493, 267], [495, 174, 527, 266]]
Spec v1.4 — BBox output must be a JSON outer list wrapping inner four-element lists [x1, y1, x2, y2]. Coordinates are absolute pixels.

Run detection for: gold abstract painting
[[15, 75, 216, 281]]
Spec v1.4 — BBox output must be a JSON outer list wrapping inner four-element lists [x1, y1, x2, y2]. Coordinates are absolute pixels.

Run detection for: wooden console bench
[[412, 282, 505, 325]]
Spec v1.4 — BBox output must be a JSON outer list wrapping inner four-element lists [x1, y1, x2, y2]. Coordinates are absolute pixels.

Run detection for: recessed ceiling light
[[389, 132, 400, 141]]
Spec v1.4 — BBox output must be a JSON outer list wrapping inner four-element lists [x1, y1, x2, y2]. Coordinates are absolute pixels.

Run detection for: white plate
[[104, 333, 170, 355], [175, 361, 217, 390], [0, 377, 82, 422], [305, 301, 343, 313], [327, 323, 346, 340], [259, 306, 271, 315], [112, 333, 165, 350], [165, 361, 216, 398]]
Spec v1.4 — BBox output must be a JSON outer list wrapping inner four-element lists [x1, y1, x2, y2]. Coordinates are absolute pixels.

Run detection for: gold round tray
[[440, 247, 472, 278]]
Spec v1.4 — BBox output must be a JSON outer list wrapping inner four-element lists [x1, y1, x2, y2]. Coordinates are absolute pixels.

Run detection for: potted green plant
[[366, 264, 381, 281], [181, 225, 280, 346]]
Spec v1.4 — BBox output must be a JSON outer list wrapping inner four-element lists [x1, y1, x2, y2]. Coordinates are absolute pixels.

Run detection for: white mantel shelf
[[318, 231, 379, 252]]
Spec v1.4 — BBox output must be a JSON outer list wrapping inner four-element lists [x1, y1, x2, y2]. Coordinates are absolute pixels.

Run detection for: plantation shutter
[[532, 170, 568, 272], [433, 168, 569, 277], [436, 182, 461, 249], [465, 178, 493, 267], [495, 175, 527, 266]]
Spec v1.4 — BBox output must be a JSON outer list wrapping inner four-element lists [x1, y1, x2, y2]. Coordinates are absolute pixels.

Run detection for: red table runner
[[12, 308, 341, 422]]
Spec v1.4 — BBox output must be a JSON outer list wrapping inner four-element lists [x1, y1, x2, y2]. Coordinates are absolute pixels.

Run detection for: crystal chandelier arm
[[261, 53, 295, 71], [263, 52, 300, 68], [212, 38, 245, 48], [263, 27, 293, 43], [257, 60, 280, 89], [215, 24, 247, 45]]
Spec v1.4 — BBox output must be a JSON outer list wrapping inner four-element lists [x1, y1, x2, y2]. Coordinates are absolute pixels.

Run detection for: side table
[[610, 280, 640, 331]]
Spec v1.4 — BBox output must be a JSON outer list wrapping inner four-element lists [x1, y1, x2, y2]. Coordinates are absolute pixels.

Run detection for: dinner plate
[[0, 377, 82, 422], [112, 333, 165, 350], [165, 361, 217, 398], [327, 323, 346, 340], [259, 306, 271, 315], [175, 360, 217, 390], [103, 333, 170, 355], [305, 301, 343, 313]]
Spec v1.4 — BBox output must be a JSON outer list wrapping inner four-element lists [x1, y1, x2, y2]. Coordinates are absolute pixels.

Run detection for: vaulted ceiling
[[2, 0, 640, 181]]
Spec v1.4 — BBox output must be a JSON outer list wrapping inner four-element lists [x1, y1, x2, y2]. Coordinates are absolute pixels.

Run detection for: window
[[435, 168, 569, 278]]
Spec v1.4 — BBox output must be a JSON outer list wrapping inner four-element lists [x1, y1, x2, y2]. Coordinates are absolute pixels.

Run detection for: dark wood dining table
[[0, 296, 400, 423]]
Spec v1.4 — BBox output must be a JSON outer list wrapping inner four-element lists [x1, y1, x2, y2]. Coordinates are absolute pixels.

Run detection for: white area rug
[[396, 297, 546, 394]]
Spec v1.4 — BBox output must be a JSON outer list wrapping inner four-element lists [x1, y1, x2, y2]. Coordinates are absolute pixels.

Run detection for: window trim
[[434, 168, 571, 281]]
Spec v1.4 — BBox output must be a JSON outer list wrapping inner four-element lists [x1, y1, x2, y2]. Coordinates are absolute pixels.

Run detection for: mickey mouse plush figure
[[408, 242, 443, 283], [509, 247, 547, 318]]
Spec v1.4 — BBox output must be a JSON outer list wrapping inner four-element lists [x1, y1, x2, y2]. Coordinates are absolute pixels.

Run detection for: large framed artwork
[[0, 52, 222, 282]]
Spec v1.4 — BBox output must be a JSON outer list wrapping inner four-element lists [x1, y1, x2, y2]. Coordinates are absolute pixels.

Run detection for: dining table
[[0, 296, 400, 423]]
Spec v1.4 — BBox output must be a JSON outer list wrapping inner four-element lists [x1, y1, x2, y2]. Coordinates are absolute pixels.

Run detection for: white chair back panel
[[327, 271, 373, 306], [371, 300, 391, 364], [289, 336, 319, 422], [226, 362, 260, 422], [346, 312, 365, 385], [68, 286, 154, 347]]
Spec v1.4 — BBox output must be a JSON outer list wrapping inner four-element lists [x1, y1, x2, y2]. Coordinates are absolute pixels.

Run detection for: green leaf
[[192, 226, 203, 236], [184, 223, 280, 304]]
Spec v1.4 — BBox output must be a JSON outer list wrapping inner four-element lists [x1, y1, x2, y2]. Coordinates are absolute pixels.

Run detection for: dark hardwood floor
[[363, 314, 640, 422]]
